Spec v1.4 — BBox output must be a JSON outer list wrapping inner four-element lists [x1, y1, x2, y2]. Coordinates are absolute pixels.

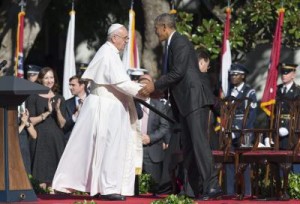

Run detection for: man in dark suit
[[138, 74, 170, 195], [138, 13, 221, 200], [63, 75, 88, 142]]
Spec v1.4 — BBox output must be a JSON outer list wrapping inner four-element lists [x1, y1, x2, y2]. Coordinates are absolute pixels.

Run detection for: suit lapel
[[166, 32, 178, 74], [147, 100, 156, 128], [287, 82, 296, 96]]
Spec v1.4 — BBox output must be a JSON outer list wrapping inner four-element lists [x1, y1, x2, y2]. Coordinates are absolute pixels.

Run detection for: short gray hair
[[154, 13, 176, 29]]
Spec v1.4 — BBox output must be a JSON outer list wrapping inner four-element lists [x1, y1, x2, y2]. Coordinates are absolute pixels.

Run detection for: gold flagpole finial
[[279, 0, 285, 12], [225, 0, 231, 13], [169, 0, 177, 14]]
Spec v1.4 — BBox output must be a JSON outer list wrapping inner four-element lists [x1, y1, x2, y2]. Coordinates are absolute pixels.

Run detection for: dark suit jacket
[[277, 82, 300, 100], [144, 99, 170, 163], [154, 32, 215, 117], [134, 99, 143, 119], [63, 97, 77, 142], [276, 82, 300, 149]]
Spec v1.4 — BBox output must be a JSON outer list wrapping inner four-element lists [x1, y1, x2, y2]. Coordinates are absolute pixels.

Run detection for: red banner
[[260, 8, 285, 116]]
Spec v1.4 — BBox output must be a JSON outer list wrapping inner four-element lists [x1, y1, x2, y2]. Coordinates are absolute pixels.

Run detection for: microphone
[[0, 60, 7, 71]]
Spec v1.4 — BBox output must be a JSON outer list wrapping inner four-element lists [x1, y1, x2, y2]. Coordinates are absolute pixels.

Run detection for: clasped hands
[[138, 79, 163, 98], [48, 98, 62, 113], [138, 80, 154, 97]]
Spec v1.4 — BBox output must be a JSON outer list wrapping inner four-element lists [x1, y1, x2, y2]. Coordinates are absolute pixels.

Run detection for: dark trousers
[[143, 148, 163, 193], [225, 164, 251, 195], [180, 106, 218, 195]]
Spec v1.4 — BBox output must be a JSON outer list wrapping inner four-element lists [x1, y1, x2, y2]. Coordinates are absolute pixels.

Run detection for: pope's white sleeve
[[113, 80, 146, 100]]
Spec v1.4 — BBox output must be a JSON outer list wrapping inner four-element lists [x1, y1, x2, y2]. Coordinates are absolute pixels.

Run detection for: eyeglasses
[[114, 34, 129, 41]]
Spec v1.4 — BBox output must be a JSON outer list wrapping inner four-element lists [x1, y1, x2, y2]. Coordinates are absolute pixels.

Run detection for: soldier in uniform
[[225, 63, 257, 195], [276, 63, 300, 175], [228, 63, 257, 147]]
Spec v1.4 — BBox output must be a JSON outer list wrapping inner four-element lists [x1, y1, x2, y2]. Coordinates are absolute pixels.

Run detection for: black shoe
[[92, 193, 100, 198], [152, 192, 159, 197], [177, 189, 186, 196], [198, 188, 223, 201], [101, 194, 126, 201]]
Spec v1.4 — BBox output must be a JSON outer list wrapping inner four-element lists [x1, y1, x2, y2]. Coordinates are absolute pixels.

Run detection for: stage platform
[[0, 194, 298, 204]]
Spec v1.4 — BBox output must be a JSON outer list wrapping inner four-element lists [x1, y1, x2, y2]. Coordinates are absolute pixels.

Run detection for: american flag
[[15, 10, 25, 78]]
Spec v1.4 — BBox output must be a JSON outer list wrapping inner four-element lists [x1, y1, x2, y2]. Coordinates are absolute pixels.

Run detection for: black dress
[[26, 94, 66, 183], [19, 126, 31, 174]]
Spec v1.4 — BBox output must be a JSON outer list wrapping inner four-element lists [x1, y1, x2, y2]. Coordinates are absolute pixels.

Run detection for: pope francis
[[52, 23, 147, 201]]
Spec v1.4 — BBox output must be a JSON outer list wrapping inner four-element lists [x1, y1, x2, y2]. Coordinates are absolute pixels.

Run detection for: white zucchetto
[[107, 23, 124, 35]]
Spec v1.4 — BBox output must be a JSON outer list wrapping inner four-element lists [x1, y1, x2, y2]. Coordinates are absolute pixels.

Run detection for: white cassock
[[52, 41, 144, 196]]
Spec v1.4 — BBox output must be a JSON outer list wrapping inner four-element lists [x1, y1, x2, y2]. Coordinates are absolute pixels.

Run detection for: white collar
[[167, 31, 176, 47], [106, 41, 120, 54], [75, 94, 87, 104], [235, 82, 245, 92], [283, 81, 293, 92]]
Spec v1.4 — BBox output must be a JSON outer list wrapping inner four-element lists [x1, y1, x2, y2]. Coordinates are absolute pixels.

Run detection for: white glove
[[264, 137, 271, 147], [279, 127, 289, 137]]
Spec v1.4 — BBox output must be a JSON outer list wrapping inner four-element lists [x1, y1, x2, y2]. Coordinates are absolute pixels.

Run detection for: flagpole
[[20, 0, 26, 12], [131, 0, 134, 9], [214, 1, 232, 133], [169, 0, 177, 14]]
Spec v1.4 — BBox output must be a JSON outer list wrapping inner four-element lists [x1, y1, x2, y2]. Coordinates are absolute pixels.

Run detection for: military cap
[[128, 68, 148, 76], [279, 63, 298, 75], [27, 64, 42, 74], [127, 68, 148, 81], [229, 63, 249, 75]]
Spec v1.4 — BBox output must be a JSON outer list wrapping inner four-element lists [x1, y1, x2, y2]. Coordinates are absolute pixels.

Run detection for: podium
[[0, 76, 49, 202]]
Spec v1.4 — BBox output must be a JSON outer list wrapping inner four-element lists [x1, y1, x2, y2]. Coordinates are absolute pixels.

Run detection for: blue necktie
[[162, 44, 169, 75]]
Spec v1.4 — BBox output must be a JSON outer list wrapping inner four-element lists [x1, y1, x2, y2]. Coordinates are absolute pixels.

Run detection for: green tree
[[176, 0, 300, 61]]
